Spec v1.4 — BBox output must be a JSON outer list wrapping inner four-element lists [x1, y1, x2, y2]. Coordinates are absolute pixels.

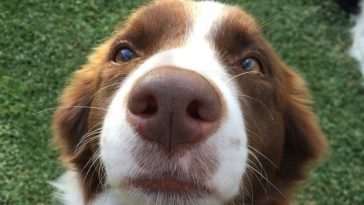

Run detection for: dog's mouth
[[123, 176, 215, 197]]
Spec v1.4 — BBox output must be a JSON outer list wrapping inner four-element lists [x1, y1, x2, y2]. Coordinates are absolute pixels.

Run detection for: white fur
[[52, 170, 85, 205], [52, 170, 125, 205], [349, 0, 364, 77], [56, 1, 249, 205]]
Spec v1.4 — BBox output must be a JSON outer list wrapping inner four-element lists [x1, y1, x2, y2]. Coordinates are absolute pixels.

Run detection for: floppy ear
[[52, 64, 98, 159], [279, 68, 327, 180], [53, 64, 105, 201], [52, 40, 110, 160]]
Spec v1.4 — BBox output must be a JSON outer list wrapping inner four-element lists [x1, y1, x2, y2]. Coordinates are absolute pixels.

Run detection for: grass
[[0, 0, 363, 204]]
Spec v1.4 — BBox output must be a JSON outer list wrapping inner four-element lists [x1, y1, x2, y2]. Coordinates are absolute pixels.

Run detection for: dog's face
[[53, 1, 326, 204]]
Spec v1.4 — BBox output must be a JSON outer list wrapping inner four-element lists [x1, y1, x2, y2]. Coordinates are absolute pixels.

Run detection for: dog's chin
[[115, 153, 221, 204], [125, 176, 212, 194], [120, 176, 219, 205]]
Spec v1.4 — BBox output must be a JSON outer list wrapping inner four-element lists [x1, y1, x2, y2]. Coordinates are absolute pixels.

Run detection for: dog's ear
[[52, 62, 104, 201], [279, 67, 327, 180], [52, 41, 110, 161], [52, 64, 98, 160], [52, 36, 112, 202]]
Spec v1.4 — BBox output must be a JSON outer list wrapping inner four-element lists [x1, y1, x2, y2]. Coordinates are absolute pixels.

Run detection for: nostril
[[128, 94, 158, 117], [186, 100, 203, 120], [186, 99, 221, 122], [141, 95, 158, 116]]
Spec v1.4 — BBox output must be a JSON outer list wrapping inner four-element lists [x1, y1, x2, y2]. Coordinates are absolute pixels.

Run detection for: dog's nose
[[127, 67, 222, 151]]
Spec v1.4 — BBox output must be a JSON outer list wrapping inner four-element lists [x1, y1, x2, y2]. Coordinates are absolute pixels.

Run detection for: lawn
[[0, 0, 363, 204]]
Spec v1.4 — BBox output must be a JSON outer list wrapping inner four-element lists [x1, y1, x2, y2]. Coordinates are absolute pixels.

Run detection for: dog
[[346, 0, 364, 78], [52, 0, 326, 204], [336, 0, 364, 78]]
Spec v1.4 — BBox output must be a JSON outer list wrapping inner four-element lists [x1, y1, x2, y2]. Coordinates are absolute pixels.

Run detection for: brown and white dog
[[52, 0, 326, 204]]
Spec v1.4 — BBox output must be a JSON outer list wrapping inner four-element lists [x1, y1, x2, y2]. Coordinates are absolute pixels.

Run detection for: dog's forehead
[[193, 1, 259, 34], [116, 0, 259, 48]]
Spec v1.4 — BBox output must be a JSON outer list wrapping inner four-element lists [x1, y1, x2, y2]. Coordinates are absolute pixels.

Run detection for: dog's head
[[53, 0, 326, 204]]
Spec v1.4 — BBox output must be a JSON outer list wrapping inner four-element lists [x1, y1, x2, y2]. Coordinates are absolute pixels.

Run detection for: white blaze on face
[[99, 1, 249, 204]]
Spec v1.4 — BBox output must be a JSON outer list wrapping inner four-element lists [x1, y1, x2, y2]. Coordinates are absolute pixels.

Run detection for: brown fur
[[212, 8, 326, 204], [53, 0, 326, 204]]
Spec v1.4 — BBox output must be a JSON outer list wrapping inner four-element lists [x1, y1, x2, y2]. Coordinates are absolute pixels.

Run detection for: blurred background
[[0, 0, 363, 204]]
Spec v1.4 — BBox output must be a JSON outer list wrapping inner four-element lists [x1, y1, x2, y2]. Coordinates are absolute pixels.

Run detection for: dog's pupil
[[242, 58, 254, 71], [121, 49, 133, 61]]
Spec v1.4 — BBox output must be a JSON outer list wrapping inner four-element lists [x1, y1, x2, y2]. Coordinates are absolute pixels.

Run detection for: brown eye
[[114, 48, 135, 63], [241, 58, 261, 72]]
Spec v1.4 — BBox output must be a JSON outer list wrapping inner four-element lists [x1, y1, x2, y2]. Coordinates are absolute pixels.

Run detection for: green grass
[[0, 0, 363, 204]]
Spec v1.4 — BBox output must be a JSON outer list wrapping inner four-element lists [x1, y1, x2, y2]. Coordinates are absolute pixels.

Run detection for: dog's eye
[[241, 58, 261, 72], [114, 48, 135, 63]]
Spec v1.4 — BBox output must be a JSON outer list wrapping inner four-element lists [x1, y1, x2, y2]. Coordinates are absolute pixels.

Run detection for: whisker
[[247, 159, 268, 197], [89, 150, 103, 191], [240, 185, 247, 205], [74, 73, 128, 112], [244, 128, 265, 146], [241, 174, 253, 202], [247, 152, 269, 195], [80, 150, 99, 178], [221, 137, 281, 200], [226, 71, 264, 84], [96, 160, 106, 192], [247, 145, 279, 169], [238, 94, 274, 121], [82, 150, 101, 190], [89, 81, 124, 101], [33, 106, 107, 115], [246, 164, 287, 200], [105, 72, 128, 85], [257, 17, 277, 29], [74, 125, 103, 152], [245, 170, 254, 203], [36, 76, 127, 116], [74, 134, 101, 153]]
